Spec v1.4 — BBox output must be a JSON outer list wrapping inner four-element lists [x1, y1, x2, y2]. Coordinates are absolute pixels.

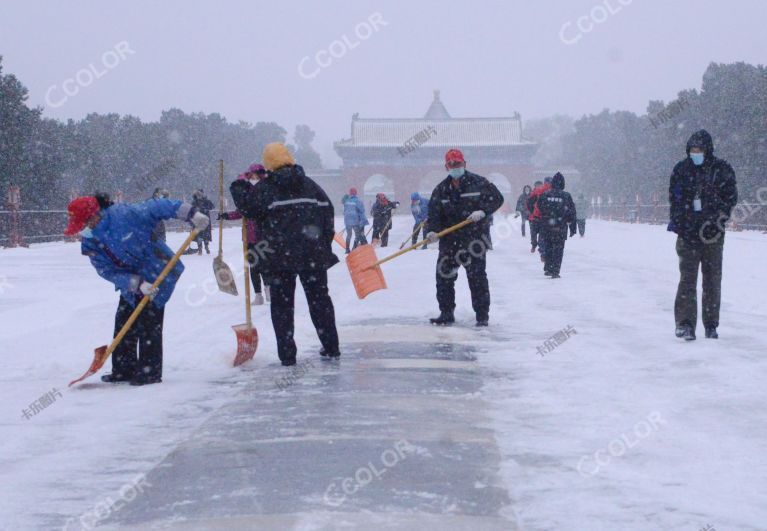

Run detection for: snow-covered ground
[[1, 217, 765, 530]]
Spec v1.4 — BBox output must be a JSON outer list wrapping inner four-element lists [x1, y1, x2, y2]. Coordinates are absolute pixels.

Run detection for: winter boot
[[130, 374, 162, 386], [705, 327, 719, 339], [320, 347, 341, 359], [476, 313, 489, 327], [252, 293, 265, 305], [429, 312, 455, 326], [681, 325, 696, 341], [101, 372, 133, 383]]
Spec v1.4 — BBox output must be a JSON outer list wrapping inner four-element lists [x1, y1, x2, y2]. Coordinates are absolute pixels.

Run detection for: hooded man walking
[[538, 172, 577, 278], [668, 129, 737, 341], [426, 149, 504, 327], [64, 194, 209, 385], [230, 143, 340, 365]]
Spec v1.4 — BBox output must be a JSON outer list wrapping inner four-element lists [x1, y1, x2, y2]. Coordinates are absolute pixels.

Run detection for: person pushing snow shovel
[[426, 149, 504, 327], [64, 195, 209, 385]]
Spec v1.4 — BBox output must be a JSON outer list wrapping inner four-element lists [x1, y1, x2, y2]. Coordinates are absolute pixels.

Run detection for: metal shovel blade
[[69, 345, 110, 387], [213, 254, 238, 296], [232, 324, 258, 367]]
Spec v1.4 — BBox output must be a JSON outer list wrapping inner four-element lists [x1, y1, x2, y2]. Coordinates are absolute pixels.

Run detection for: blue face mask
[[448, 168, 465, 179], [690, 153, 705, 166], [79, 226, 94, 238]]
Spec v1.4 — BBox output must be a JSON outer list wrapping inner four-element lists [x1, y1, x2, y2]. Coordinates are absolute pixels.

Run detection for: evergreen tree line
[[525, 62, 766, 203], [0, 56, 322, 211]]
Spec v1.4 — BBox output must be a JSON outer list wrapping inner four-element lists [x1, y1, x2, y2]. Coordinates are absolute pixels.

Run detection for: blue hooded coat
[[343, 195, 368, 228], [410, 193, 429, 224], [81, 199, 188, 308]]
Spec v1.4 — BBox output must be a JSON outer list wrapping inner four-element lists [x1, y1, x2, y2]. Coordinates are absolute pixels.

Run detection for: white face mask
[[80, 226, 94, 238]]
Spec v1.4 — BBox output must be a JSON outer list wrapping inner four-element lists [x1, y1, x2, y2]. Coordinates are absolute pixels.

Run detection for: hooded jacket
[[538, 172, 577, 236], [410, 193, 430, 224], [230, 164, 338, 272], [427, 170, 504, 249], [668, 130, 738, 244], [343, 194, 368, 228], [81, 199, 188, 308]]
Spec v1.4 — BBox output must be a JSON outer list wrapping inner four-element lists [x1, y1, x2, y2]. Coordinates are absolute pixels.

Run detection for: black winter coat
[[371, 200, 399, 232], [538, 173, 577, 237], [230, 165, 339, 273], [668, 130, 738, 245], [427, 171, 504, 250]]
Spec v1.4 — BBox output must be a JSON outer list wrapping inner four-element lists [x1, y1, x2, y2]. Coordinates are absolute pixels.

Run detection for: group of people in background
[[515, 173, 580, 278]]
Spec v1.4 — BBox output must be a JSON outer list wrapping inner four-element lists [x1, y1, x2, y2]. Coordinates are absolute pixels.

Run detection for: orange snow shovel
[[213, 159, 238, 295], [232, 218, 258, 367], [346, 219, 473, 299], [69, 229, 200, 387]]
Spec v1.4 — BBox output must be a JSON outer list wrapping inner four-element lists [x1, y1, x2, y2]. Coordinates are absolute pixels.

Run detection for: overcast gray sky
[[2, 0, 765, 167]]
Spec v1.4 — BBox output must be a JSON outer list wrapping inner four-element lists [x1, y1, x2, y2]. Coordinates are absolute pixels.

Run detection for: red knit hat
[[64, 196, 100, 236]]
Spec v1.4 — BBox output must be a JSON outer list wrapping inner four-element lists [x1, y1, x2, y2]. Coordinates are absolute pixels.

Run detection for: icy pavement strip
[[100, 337, 516, 530]]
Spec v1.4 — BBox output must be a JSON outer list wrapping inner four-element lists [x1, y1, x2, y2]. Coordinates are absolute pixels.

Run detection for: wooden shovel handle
[[104, 229, 200, 358], [370, 219, 473, 269], [242, 218, 252, 328]]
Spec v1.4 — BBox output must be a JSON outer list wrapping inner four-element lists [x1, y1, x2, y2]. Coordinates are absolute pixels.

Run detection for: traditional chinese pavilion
[[333, 90, 538, 209]]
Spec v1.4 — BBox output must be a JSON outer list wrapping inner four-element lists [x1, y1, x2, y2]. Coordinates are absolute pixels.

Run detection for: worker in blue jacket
[[63, 195, 209, 385], [410, 192, 430, 249], [342, 187, 369, 252]]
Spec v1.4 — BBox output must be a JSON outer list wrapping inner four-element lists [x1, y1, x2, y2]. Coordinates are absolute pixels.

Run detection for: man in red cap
[[64, 194, 209, 385], [426, 149, 504, 326]]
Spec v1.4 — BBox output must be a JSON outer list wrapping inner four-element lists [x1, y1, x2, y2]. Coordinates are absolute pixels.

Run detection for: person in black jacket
[[538, 172, 577, 279], [426, 149, 504, 327], [668, 129, 737, 341], [370, 193, 399, 247], [230, 143, 340, 365], [192, 189, 214, 254]]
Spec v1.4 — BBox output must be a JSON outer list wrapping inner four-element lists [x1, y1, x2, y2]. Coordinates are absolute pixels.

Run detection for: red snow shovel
[[333, 229, 347, 250], [232, 218, 258, 367], [347, 219, 473, 299], [69, 229, 200, 387]]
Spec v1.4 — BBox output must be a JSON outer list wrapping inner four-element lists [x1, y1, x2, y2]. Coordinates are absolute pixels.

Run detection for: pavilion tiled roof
[[335, 90, 533, 148]]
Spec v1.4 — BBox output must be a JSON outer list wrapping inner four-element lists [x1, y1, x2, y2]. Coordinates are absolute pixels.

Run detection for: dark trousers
[[436, 245, 490, 319], [266, 269, 339, 362], [112, 296, 165, 379], [542, 229, 567, 275], [530, 220, 541, 250], [246, 243, 263, 294], [412, 221, 428, 248], [674, 236, 724, 329], [521, 218, 527, 237], [372, 222, 391, 247], [346, 226, 367, 250], [577, 219, 586, 236]]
